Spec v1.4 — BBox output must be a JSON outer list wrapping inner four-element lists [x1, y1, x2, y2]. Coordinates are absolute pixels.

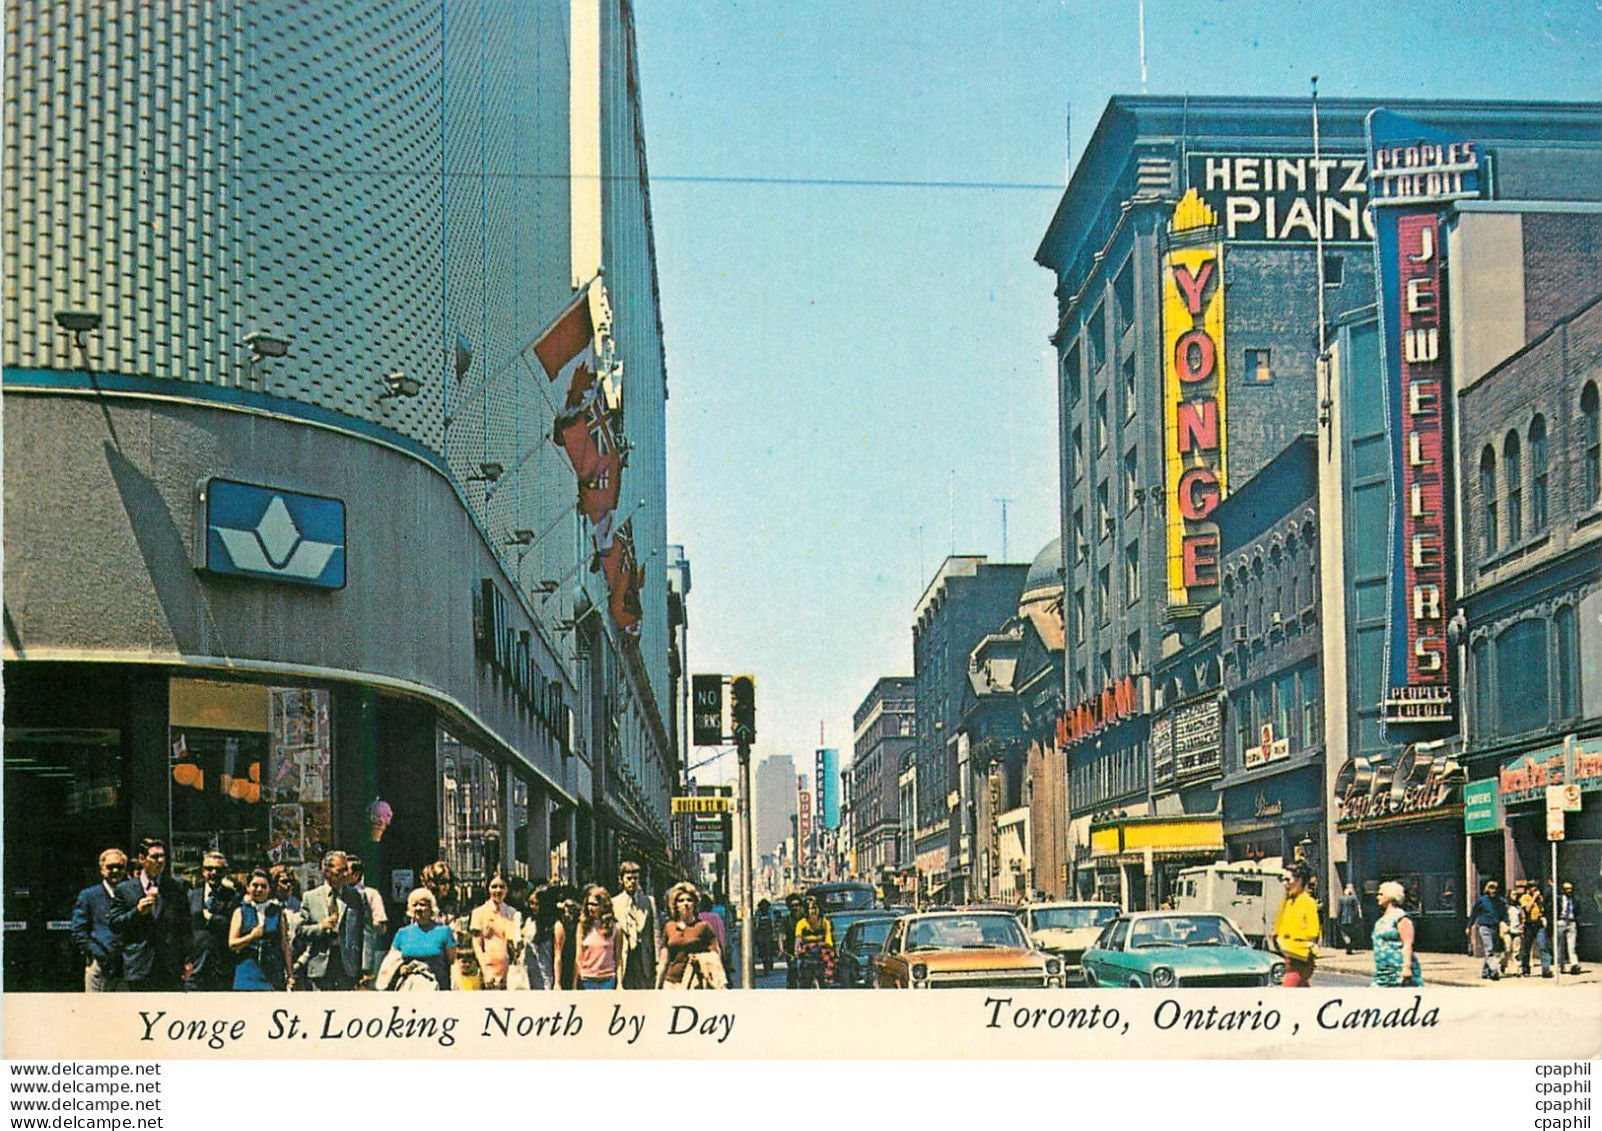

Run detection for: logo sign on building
[[1187, 152, 1373, 244], [1498, 742, 1569, 807], [203, 478, 345, 589], [691, 674, 724, 747], [1162, 189, 1227, 610], [474, 580, 570, 748], [1244, 723, 1290, 770], [1570, 735, 1602, 792], [1462, 779, 1499, 835], [1334, 745, 1464, 831], [1367, 110, 1481, 735], [798, 779, 813, 862], [1056, 677, 1139, 745]]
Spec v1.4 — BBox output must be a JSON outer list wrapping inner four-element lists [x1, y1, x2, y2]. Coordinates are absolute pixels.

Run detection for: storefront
[[1463, 734, 1602, 963], [1087, 815, 1223, 911], [1333, 744, 1466, 952], [1221, 762, 1326, 869]]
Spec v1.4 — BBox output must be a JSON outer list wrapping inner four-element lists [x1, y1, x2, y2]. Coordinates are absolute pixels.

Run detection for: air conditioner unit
[[1232, 626, 1249, 643]]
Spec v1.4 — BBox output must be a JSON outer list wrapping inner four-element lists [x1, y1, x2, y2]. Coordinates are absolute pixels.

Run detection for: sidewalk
[[1316, 947, 1601, 988]]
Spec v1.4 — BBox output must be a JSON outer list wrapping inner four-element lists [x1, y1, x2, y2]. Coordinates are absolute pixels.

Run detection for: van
[[1170, 859, 1289, 947]]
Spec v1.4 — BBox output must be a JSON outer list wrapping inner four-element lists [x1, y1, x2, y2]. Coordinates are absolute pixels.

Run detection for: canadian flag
[[531, 287, 598, 389]]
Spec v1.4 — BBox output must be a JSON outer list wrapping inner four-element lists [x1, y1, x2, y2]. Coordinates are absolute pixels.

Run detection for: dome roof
[[1020, 536, 1064, 603]]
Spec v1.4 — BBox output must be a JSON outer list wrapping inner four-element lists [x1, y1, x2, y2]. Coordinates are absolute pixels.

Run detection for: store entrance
[[3, 728, 126, 991]]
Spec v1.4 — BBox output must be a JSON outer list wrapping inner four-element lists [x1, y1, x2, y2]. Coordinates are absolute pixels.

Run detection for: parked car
[[872, 910, 1064, 989], [1019, 901, 1120, 982], [1080, 912, 1285, 989], [836, 914, 902, 988], [807, 881, 879, 914]]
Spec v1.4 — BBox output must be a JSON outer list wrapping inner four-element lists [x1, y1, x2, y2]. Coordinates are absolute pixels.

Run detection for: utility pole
[[729, 675, 757, 990]]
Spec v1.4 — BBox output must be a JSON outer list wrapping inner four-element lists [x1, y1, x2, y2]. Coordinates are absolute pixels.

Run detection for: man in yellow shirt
[[1273, 862, 1321, 986]]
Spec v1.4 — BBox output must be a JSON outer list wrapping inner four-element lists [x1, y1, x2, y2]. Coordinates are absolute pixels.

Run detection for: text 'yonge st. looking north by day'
[[2, 2, 1600, 1004]]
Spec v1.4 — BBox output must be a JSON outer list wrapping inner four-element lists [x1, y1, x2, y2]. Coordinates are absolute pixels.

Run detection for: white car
[[1019, 901, 1121, 982]]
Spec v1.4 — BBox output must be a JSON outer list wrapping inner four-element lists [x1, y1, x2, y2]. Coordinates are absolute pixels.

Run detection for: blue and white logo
[[205, 479, 346, 589]]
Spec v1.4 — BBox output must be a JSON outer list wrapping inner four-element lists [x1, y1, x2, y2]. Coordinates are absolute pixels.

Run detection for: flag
[[576, 404, 622, 523], [531, 288, 597, 387]]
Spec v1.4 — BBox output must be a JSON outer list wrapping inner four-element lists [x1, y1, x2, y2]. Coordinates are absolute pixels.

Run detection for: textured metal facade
[[3, 0, 583, 625]]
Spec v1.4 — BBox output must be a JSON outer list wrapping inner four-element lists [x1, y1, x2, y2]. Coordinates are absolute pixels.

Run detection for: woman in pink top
[[574, 884, 618, 990], [469, 873, 519, 990]]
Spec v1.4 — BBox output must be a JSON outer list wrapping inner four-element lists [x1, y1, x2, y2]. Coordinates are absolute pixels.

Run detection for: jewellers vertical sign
[[1368, 110, 1481, 735], [1163, 189, 1227, 610]]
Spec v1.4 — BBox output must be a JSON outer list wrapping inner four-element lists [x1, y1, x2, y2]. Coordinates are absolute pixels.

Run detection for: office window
[[1235, 693, 1253, 767], [1275, 671, 1297, 747], [1073, 589, 1086, 644], [1114, 262, 1134, 335], [1098, 481, 1111, 537], [1122, 355, 1137, 420], [1245, 349, 1272, 385], [1098, 566, 1111, 623], [1072, 426, 1085, 485], [1504, 430, 1522, 544], [1088, 305, 1107, 370], [1583, 382, 1600, 505], [1064, 341, 1083, 406], [1127, 631, 1142, 673], [1556, 604, 1579, 721], [1301, 667, 1320, 746], [1123, 448, 1138, 511], [1124, 542, 1141, 604], [1323, 255, 1344, 286], [1498, 619, 1548, 736], [1073, 508, 1086, 561], [1479, 446, 1497, 556], [1099, 650, 1113, 687], [1096, 393, 1109, 451], [1530, 415, 1548, 531]]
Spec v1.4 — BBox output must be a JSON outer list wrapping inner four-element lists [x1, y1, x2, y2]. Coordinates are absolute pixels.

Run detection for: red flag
[[531, 289, 596, 385], [611, 562, 644, 640], [576, 403, 622, 523]]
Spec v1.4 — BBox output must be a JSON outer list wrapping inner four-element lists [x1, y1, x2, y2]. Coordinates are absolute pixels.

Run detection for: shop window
[[168, 679, 331, 887], [1496, 620, 1549, 736], [437, 728, 504, 881], [1584, 382, 1600, 505]]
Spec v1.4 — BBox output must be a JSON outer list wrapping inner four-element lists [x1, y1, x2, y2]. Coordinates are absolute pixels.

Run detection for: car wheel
[[1128, 977, 1144, 988], [1083, 968, 1097, 988]]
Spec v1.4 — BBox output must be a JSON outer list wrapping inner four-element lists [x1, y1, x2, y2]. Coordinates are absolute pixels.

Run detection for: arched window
[[1584, 382, 1601, 506], [1504, 430, 1522, 544], [1479, 446, 1497, 556], [1530, 415, 1548, 531]]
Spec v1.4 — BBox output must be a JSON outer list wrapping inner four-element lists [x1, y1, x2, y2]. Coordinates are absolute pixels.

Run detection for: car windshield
[[849, 921, 895, 948], [811, 885, 876, 912], [906, 915, 1027, 951], [1127, 915, 1246, 949], [1031, 906, 1118, 931]]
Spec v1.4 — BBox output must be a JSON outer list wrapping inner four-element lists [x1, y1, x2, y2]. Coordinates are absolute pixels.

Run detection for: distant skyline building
[[753, 753, 799, 861]]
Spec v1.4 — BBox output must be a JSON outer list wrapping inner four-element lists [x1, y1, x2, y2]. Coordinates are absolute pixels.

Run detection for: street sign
[[673, 795, 731, 815], [692, 674, 724, 746], [1547, 785, 1568, 841]]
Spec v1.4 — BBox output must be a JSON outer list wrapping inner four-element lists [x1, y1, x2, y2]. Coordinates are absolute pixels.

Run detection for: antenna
[[1312, 75, 1333, 431], [819, 721, 825, 746], [1065, 102, 1073, 183], [994, 497, 1015, 561], [1138, 0, 1148, 93], [949, 469, 956, 556]]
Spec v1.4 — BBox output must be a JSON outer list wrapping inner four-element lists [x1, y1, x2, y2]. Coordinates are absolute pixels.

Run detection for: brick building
[[850, 677, 915, 880]]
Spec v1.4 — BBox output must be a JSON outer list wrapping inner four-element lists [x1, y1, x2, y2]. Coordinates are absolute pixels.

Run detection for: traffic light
[[730, 674, 756, 741]]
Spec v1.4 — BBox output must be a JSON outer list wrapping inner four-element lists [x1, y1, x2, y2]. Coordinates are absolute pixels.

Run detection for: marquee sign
[[1368, 110, 1479, 734], [475, 579, 570, 748], [1334, 744, 1464, 831], [1163, 190, 1227, 610], [1153, 695, 1223, 787], [1187, 152, 1373, 244], [1500, 735, 1602, 806], [1056, 677, 1139, 745]]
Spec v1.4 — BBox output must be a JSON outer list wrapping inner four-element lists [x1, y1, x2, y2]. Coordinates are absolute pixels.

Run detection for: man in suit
[[186, 851, 240, 992], [1556, 880, 1582, 975], [71, 848, 130, 992], [612, 860, 659, 989], [296, 850, 367, 990], [110, 837, 194, 992]]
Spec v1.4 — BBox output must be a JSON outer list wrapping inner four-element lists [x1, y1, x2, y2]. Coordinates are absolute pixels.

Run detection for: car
[[871, 910, 1065, 989], [807, 881, 879, 914], [836, 914, 902, 988], [1019, 901, 1121, 982], [1080, 912, 1286, 989]]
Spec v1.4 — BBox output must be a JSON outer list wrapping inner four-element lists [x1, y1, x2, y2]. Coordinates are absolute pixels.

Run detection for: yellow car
[[872, 910, 1065, 989]]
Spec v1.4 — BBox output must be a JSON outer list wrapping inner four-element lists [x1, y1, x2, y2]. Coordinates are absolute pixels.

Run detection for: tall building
[[753, 753, 799, 866], [1017, 538, 1068, 899], [911, 555, 1028, 902], [814, 747, 841, 830], [851, 677, 915, 881], [2, 0, 677, 989]]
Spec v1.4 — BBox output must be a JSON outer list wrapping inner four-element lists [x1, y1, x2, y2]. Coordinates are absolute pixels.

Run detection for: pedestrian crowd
[[70, 839, 731, 993], [1467, 876, 1582, 981]]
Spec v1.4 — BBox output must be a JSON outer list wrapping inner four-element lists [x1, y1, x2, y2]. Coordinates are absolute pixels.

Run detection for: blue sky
[[632, 1, 1601, 787]]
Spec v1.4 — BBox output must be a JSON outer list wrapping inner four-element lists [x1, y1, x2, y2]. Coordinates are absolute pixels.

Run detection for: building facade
[[850, 677, 915, 882], [2, 0, 678, 990]]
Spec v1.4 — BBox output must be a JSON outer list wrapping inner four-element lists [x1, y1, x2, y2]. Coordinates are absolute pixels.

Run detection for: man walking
[[1468, 879, 1505, 981], [612, 860, 659, 989], [187, 851, 240, 992], [110, 838, 194, 992], [1520, 882, 1552, 978], [1336, 884, 1362, 955], [1555, 881, 1581, 975], [296, 851, 368, 990], [347, 856, 389, 988], [71, 848, 129, 992]]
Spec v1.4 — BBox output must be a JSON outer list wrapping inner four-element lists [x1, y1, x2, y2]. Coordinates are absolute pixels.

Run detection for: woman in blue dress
[[385, 888, 457, 990], [1371, 880, 1424, 987], [229, 869, 294, 991]]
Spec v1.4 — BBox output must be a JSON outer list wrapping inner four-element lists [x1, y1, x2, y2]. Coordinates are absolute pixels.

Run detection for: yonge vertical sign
[[1163, 189, 1228, 609], [1368, 110, 1482, 731]]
